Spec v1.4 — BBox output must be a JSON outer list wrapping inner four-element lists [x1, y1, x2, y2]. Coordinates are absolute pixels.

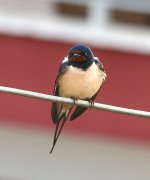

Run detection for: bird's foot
[[88, 100, 94, 110], [71, 97, 78, 105]]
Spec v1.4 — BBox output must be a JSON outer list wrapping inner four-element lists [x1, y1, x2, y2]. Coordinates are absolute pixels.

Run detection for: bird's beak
[[70, 54, 82, 62]]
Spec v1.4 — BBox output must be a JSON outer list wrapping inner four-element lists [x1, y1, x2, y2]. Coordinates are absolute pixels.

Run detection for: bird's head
[[68, 44, 94, 69]]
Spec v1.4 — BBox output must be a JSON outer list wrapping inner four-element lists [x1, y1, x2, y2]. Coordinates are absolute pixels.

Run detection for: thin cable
[[0, 86, 150, 118]]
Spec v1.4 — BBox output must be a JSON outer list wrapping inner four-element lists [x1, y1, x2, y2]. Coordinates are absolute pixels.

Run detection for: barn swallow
[[50, 44, 106, 153]]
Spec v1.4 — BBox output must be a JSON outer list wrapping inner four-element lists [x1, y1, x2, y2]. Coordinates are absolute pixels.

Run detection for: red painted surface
[[0, 34, 150, 142]]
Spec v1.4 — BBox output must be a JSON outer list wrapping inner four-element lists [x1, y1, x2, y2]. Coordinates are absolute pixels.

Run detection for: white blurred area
[[0, 0, 150, 54], [1, 125, 150, 180]]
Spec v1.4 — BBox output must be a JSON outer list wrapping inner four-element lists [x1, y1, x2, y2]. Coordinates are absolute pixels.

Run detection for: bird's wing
[[51, 58, 69, 124], [94, 57, 106, 77], [70, 57, 106, 121]]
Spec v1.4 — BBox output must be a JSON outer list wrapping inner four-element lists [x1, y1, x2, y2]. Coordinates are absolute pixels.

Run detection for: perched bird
[[50, 44, 106, 153]]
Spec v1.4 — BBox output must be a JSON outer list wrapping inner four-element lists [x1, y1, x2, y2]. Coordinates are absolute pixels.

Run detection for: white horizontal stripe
[[0, 12, 150, 54]]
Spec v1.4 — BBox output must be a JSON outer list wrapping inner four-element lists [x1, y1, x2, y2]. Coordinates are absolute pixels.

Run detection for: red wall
[[0, 34, 150, 143]]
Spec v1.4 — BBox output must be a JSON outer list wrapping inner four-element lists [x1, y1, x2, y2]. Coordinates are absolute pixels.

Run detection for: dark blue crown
[[69, 44, 93, 57]]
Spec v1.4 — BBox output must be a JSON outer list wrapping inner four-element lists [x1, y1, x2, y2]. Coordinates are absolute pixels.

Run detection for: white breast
[[59, 63, 106, 99]]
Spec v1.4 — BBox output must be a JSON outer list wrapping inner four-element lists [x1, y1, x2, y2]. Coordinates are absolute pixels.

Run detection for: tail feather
[[50, 106, 72, 154], [50, 116, 66, 154]]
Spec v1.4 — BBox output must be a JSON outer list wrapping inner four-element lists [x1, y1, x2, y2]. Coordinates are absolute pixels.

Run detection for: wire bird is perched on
[[50, 44, 107, 153]]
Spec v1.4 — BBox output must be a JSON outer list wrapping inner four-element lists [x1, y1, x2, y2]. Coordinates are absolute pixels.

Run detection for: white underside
[[59, 62, 106, 99]]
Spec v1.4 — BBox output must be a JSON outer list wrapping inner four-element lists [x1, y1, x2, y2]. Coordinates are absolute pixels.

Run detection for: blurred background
[[0, 0, 150, 179]]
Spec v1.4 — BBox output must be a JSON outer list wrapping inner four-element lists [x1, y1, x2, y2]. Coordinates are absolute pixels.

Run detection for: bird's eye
[[80, 52, 87, 56]]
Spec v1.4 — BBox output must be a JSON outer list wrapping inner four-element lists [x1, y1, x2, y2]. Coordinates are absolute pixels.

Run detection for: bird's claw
[[89, 100, 94, 110], [71, 97, 78, 105]]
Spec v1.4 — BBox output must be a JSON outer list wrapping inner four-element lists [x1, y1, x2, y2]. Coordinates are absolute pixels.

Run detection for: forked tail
[[50, 107, 71, 154]]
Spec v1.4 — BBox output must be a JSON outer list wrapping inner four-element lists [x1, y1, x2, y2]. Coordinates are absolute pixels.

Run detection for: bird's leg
[[71, 97, 78, 105], [88, 99, 94, 110]]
